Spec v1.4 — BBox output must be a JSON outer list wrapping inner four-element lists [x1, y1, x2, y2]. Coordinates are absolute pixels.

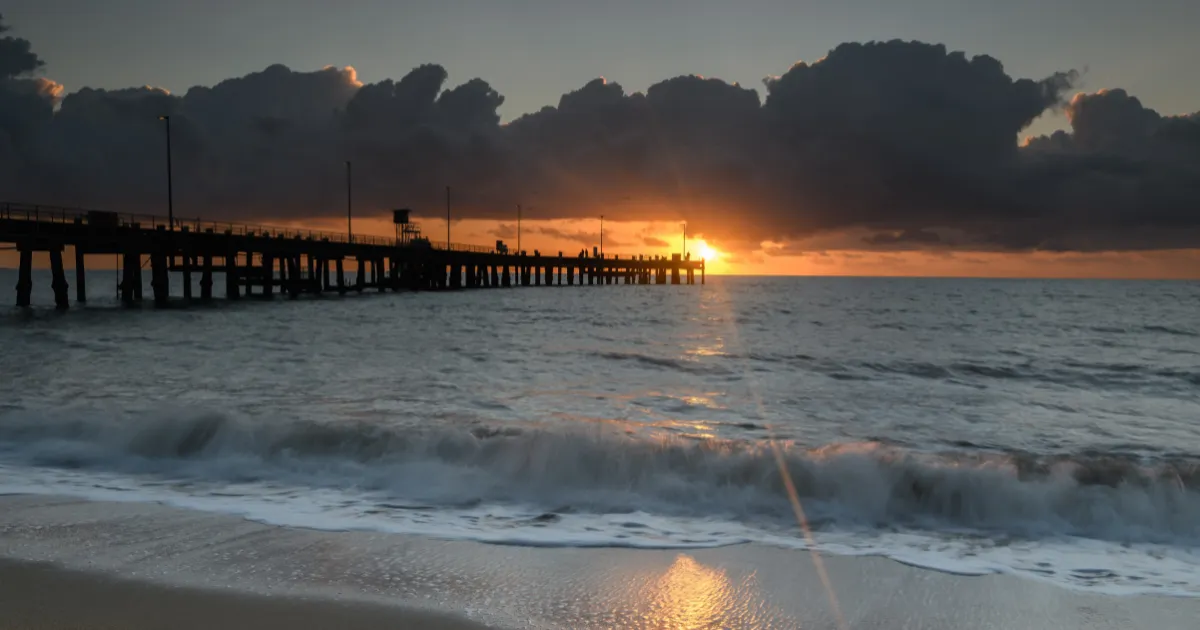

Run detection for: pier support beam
[[15, 249, 32, 307], [323, 259, 331, 292], [120, 253, 137, 305], [355, 258, 365, 293], [49, 249, 69, 310], [201, 256, 213, 300], [150, 252, 169, 307], [336, 259, 346, 294], [225, 252, 239, 299], [286, 256, 300, 299], [262, 254, 274, 298], [276, 256, 285, 295], [182, 254, 194, 301], [74, 247, 87, 303]]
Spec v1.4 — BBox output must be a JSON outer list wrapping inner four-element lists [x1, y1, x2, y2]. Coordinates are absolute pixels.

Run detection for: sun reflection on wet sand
[[639, 554, 761, 629]]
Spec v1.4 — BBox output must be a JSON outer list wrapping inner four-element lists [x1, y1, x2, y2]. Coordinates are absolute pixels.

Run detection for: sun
[[695, 241, 720, 261]]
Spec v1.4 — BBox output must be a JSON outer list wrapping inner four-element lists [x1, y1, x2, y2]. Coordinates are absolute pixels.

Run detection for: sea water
[[1, 274, 1197, 595]]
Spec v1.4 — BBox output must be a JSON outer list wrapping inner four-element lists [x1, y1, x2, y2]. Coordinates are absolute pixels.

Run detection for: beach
[[2, 494, 1197, 629]]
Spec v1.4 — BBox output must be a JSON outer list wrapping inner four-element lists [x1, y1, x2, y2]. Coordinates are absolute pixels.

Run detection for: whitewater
[[1, 274, 1198, 596]]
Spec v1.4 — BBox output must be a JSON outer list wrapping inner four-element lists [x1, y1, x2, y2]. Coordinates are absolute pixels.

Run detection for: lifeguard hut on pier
[[393, 209, 423, 246]]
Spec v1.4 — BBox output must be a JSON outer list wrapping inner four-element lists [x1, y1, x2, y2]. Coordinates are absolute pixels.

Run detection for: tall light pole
[[445, 186, 451, 248], [158, 115, 173, 230], [516, 203, 522, 254], [683, 221, 687, 257], [345, 161, 352, 244], [600, 214, 604, 258]]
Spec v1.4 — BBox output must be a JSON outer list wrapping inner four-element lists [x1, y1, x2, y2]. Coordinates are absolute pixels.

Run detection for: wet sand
[[1, 495, 1197, 629], [0, 558, 487, 630]]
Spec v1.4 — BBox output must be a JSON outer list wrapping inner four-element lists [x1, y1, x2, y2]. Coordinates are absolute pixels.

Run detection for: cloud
[[533, 226, 626, 248], [1, 18, 1197, 253], [489, 223, 517, 239], [1014, 89, 1200, 250], [643, 236, 669, 247], [863, 229, 943, 247], [0, 14, 42, 79]]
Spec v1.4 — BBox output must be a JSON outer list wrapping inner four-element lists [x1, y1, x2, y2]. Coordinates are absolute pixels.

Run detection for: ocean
[[1, 273, 1198, 597]]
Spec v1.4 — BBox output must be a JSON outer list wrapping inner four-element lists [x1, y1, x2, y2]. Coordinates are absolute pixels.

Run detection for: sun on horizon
[[693, 241, 719, 261]]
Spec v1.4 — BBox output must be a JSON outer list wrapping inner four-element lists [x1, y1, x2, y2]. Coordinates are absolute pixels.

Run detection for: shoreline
[[2, 494, 1199, 629]]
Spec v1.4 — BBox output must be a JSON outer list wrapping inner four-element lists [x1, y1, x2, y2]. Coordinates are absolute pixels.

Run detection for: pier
[[1, 202, 705, 309]]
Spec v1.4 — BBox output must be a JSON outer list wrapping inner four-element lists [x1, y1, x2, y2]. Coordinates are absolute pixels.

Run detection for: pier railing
[[1, 202, 494, 253]]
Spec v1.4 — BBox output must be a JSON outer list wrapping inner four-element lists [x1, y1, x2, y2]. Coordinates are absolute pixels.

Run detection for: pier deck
[[1, 203, 705, 309]]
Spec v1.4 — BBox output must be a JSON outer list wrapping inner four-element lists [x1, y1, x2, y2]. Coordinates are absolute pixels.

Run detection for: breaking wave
[[2, 408, 1198, 547]]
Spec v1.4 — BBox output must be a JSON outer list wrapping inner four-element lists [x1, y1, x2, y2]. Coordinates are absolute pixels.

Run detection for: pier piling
[[201, 255, 213, 300], [49, 249, 69, 310], [74, 247, 87, 303], [150, 253, 168, 307], [182, 254, 193, 301], [224, 252, 239, 299], [16, 249, 32, 307]]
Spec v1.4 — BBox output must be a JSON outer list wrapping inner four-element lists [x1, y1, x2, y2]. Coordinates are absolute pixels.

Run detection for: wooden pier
[[1, 202, 705, 309]]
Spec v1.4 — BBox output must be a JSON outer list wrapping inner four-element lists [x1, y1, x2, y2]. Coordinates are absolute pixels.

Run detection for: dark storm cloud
[[2, 16, 1198, 252], [0, 14, 58, 194], [1013, 89, 1200, 250], [0, 14, 42, 79]]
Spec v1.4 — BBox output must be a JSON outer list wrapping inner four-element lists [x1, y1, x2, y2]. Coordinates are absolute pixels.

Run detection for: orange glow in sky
[[3, 215, 1197, 279]]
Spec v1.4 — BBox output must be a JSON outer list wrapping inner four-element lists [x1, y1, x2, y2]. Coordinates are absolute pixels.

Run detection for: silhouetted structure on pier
[[2, 203, 704, 309]]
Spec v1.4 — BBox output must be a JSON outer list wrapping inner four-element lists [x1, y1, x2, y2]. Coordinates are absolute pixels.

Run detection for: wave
[[2, 409, 1198, 547], [1087, 324, 1198, 337], [846, 358, 1198, 387], [591, 351, 731, 375], [1143, 324, 1198, 337], [610, 347, 1198, 389]]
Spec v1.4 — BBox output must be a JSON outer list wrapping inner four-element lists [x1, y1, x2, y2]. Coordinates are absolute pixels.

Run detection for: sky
[[8, 0, 1200, 132], [2, 0, 1199, 277]]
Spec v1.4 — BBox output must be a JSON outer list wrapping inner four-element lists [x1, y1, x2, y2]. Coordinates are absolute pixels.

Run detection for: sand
[[1, 494, 1197, 629], [0, 558, 487, 630]]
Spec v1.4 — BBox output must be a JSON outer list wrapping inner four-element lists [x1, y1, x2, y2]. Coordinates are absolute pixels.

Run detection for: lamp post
[[345, 161, 352, 244], [600, 214, 604, 258], [517, 203, 522, 254], [158, 115, 174, 230], [445, 186, 451, 248]]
